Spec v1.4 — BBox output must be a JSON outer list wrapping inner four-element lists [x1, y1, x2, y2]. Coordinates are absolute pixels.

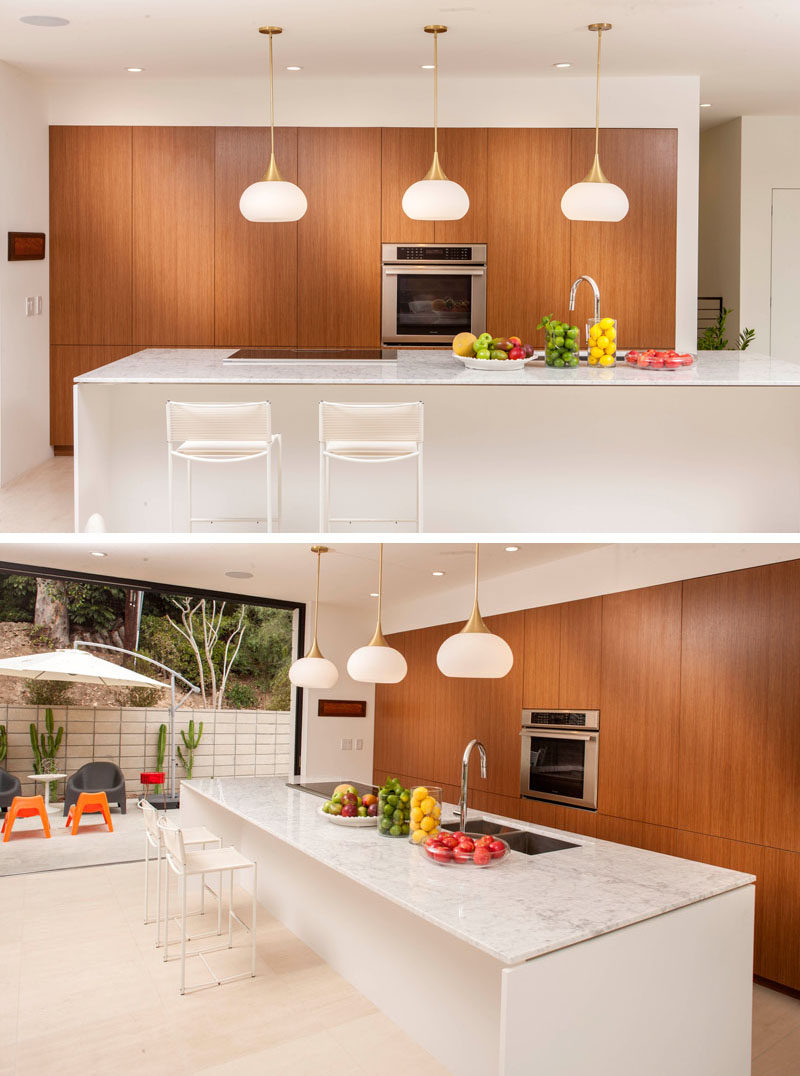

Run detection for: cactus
[[0, 724, 7, 765], [155, 723, 167, 793], [31, 708, 64, 799], [176, 719, 203, 780]]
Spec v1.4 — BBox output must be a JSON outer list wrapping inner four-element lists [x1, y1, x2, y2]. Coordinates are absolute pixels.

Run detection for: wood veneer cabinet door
[[214, 127, 298, 347], [757, 846, 800, 990], [595, 814, 677, 856], [433, 129, 488, 244], [50, 346, 134, 447], [678, 566, 772, 844], [49, 127, 133, 345], [569, 128, 678, 348], [297, 128, 381, 347], [132, 127, 215, 346], [558, 597, 602, 708], [381, 129, 435, 244], [522, 604, 561, 706], [598, 583, 681, 827], [487, 129, 572, 345]]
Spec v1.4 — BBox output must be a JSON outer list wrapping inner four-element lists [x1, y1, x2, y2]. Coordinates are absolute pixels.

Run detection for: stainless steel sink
[[441, 818, 514, 837], [441, 817, 579, 856]]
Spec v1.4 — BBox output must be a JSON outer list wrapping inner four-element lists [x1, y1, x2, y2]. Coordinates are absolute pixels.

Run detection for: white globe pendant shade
[[347, 644, 408, 685], [402, 178, 469, 222], [560, 180, 629, 222], [437, 630, 513, 679], [239, 179, 308, 223], [288, 655, 339, 690]]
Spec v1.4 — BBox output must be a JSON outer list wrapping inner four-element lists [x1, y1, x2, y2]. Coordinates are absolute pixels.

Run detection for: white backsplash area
[[1, 704, 292, 798]]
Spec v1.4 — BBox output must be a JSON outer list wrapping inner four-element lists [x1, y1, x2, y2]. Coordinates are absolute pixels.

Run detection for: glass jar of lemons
[[408, 785, 443, 844], [587, 317, 617, 367]]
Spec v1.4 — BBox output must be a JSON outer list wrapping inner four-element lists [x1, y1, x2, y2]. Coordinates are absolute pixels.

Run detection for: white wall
[[0, 61, 51, 486], [299, 598, 376, 783], [698, 119, 741, 337], [44, 72, 700, 352]]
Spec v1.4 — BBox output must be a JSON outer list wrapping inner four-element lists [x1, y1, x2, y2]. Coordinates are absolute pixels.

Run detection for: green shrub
[[115, 685, 163, 708], [225, 680, 260, 710], [24, 680, 73, 706], [269, 666, 292, 711]]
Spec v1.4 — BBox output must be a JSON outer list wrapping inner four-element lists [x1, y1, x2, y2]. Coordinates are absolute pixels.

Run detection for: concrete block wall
[[1, 705, 292, 799]]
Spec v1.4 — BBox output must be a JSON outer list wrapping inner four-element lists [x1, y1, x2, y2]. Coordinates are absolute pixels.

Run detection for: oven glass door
[[521, 730, 598, 809], [383, 266, 485, 342]]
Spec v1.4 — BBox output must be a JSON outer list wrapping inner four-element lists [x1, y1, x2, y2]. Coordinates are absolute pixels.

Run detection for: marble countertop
[[74, 347, 800, 387], [184, 776, 754, 966]]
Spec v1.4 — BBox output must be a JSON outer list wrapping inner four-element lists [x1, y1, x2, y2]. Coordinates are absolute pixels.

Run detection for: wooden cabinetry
[[569, 128, 678, 348], [49, 127, 133, 346], [214, 127, 298, 347], [50, 346, 134, 449], [132, 127, 215, 346], [522, 598, 602, 708], [599, 583, 681, 827], [297, 128, 381, 347], [487, 129, 573, 344], [433, 129, 488, 243]]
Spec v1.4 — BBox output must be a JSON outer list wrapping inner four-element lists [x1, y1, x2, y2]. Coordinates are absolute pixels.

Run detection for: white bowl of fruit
[[320, 784, 379, 826], [419, 830, 510, 868], [452, 332, 535, 370]]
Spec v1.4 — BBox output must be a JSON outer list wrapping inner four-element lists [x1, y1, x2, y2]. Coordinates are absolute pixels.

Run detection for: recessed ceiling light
[[421, 64, 435, 69], [126, 67, 144, 73], [700, 102, 712, 108], [224, 570, 254, 579], [370, 592, 379, 598], [88, 551, 108, 558], [432, 569, 445, 577], [504, 545, 520, 553], [286, 65, 302, 71], [19, 14, 69, 26], [553, 62, 572, 69]]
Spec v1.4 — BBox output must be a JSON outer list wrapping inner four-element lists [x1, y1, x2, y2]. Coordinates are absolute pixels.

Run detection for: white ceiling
[[0, 0, 797, 128], [0, 538, 602, 609]]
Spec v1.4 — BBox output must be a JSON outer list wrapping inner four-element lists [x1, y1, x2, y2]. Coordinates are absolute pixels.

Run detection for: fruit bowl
[[319, 805, 377, 827], [458, 354, 533, 371], [418, 833, 510, 868]]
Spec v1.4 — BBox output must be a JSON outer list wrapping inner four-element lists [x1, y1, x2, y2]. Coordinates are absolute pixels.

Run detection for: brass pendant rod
[[259, 26, 284, 182], [368, 544, 389, 648], [462, 542, 490, 635], [423, 25, 448, 181], [594, 27, 602, 161], [307, 546, 328, 659]]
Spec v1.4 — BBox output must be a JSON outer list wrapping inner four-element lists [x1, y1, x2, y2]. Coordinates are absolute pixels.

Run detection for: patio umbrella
[[0, 648, 164, 689]]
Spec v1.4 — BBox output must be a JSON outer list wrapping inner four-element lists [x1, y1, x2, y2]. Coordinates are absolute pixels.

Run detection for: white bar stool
[[166, 400, 282, 533], [138, 799, 222, 948], [159, 816, 257, 995], [318, 400, 424, 531]]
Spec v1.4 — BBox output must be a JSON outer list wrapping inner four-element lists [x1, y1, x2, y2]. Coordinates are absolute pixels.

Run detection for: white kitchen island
[[73, 348, 800, 532], [181, 777, 755, 1076]]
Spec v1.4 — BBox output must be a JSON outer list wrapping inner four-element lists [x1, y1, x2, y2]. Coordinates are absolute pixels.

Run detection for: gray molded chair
[[0, 768, 21, 814], [64, 762, 126, 817]]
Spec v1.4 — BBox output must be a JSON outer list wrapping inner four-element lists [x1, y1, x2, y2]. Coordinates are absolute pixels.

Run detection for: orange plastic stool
[[66, 791, 114, 835], [2, 795, 52, 842]]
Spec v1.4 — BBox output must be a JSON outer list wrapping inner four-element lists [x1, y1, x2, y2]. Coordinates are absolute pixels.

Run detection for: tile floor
[[0, 455, 73, 532], [0, 856, 798, 1075]]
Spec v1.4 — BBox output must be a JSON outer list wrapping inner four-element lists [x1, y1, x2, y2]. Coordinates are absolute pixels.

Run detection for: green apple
[[491, 349, 508, 360], [476, 347, 491, 360]]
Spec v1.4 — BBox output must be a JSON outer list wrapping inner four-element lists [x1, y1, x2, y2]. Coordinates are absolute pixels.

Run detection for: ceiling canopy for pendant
[[288, 546, 339, 689], [436, 544, 513, 679], [347, 545, 408, 685], [561, 23, 629, 223], [240, 26, 308, 223], [402, 25, 469, 222]]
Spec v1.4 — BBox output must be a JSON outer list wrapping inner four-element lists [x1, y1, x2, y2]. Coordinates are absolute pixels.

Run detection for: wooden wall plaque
[[8, 232, 46, 261], [317, 699, 367, 718]]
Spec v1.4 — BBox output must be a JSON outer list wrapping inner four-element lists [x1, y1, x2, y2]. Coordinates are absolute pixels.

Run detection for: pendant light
[[347, 545, 408, 684], [289, 547, 339, 689], [402, 25, 469, 222], [561, 23, 629, 223], [240, 26, 308, 223], [436, 544, 513, 679]]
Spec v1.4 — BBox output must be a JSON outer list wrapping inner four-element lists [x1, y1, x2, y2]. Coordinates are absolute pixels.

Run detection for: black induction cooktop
[[226, 348, 397, 362], [288, 779, 380, 799]]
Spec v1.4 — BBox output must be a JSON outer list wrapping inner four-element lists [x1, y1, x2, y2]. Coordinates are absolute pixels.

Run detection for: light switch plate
[[341, 738, 353, 751], [25, 297, 35, 316], [355, 738, 363, 751]]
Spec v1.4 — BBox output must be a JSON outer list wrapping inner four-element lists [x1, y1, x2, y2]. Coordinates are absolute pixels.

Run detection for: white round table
[[27, 773, 67, 812]]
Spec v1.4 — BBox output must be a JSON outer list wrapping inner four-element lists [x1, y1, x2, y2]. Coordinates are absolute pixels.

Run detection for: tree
[[165, 598, 247, 709], [34, 578, 69, 647]]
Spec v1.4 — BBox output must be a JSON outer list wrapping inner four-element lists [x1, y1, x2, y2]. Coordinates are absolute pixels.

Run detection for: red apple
[[473, 848, 491, 867], [508, 336, 522, 346], [508, 347, 525, 361], [341, 804, 358, 817]]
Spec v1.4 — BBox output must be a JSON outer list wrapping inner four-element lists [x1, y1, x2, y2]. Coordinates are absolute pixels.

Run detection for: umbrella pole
[[170, 673, 177, 801]]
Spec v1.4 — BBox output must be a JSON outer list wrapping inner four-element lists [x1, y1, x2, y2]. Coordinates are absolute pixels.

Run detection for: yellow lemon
[[605, 345, 616, 356], [420, 815, 436, 832], [599, 355, 615, 367], [589, 324, 602, 339], [420, 797, 436, 816], [606, 326, 616, 341], [600, 317, 614, 331], [410, 819, 420, 831], [590, 346, 604, 360], [452, 332, 477, 357], [411, 828, 427, 844], [410, 806, 423, 823], [432, 803, 441, 818], [588, 355, 599, 366], [597, 335, 610, 349], [413, 786, 428, 802]]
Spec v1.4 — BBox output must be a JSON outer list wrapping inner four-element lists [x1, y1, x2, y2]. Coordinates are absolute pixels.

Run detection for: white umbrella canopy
[[0, 648, 164, 689]]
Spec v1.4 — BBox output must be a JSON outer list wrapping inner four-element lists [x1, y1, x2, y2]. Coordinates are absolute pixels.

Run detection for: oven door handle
[[520, 730, 595, 741], [383, 267, 486, 276]]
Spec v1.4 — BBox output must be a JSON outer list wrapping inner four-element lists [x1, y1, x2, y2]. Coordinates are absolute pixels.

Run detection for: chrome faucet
[[569, 275, 601, 322], [457, 738, 487, 831]]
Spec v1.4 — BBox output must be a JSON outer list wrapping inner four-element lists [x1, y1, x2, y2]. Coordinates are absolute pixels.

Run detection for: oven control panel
[[396, 246, 473, 260]]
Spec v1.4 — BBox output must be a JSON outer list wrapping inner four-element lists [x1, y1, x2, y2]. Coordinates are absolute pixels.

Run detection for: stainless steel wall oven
[[519, 709, 600, 810]]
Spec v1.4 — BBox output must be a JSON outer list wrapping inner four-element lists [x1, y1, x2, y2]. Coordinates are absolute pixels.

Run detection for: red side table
[[140, 771, 166, 810]]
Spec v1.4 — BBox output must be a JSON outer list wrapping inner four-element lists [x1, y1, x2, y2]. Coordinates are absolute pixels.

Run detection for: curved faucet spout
[[458, 739, 487, 830], [569, 275, 601, 321]]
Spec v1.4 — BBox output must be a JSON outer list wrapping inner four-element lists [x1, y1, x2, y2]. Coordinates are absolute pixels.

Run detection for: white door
[[770, 188, 800, 359]]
